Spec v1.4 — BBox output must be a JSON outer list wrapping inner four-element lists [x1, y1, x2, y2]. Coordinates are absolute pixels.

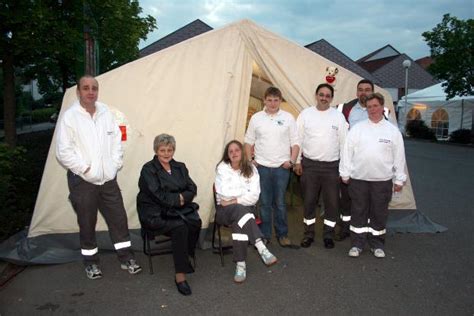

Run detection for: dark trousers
[[67, 171, 134, 265], [164, 222, 201, 274], [339, 181, 351, 234], [349, 179, 393, 250], [216, 204, 263, 262], [300, 158, 340, 239]]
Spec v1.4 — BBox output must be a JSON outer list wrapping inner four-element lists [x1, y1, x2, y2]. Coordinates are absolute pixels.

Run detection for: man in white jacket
[[339, 93, 406, 259], [56, 75, 141, 279], [294, 83, 348, 249]]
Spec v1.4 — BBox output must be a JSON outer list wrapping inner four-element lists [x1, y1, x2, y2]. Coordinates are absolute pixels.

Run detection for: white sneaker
[[260, 248, 277, 266], [371, 248, 386, 258], [234, 264, 246, 283], [348, 247, 362, 257], [85, 264, 102, 280], [120, 259, 142, 274]]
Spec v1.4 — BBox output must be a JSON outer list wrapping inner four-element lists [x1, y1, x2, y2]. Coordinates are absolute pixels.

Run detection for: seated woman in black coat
[[137, 133, 201, 296]]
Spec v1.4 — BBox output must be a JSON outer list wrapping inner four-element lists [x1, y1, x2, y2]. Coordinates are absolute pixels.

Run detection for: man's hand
[[393, 184, 403, 192], [294, 163, 302, 176], [282, 161, 292, 169], [341, 177, 350, 184], [179, 194, 185, 206]]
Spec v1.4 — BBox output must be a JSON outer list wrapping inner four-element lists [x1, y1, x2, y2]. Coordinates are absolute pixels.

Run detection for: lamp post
[[401, 59, 412, 132]]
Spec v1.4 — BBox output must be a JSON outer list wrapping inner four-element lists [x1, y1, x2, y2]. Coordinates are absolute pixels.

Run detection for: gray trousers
[[349, 179, 393, 250], [339, 181, 351, 234], [301, 158, 340, 239], [67, 171, 134, 265], [216, 204, 263, 262]]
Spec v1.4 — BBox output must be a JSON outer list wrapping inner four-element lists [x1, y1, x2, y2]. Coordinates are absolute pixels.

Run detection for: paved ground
[[0, 139, 473, 315]]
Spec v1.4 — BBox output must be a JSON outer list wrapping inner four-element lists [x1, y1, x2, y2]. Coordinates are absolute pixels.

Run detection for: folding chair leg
[[146, 238, 154, 275], [218, 225, 225, 267]]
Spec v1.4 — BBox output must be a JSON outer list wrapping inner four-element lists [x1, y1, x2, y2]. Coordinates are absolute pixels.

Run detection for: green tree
[[422, 14, 474, 99], [1, 0, 156, 147], [1, 1, 47, 147]]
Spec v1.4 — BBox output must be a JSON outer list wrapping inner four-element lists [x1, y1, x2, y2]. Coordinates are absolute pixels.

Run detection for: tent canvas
[[398, 82, 474, 138], [2, 20, 419, 264]]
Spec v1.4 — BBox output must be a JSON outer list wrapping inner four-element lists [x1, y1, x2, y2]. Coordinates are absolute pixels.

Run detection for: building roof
[[415, 56, 434, 70], [356, 44, 401, 63], [139, 19, 213, 58], [368, 54, 438, 89], [305, 39, 379, 84], [357, 45, 437, 90]]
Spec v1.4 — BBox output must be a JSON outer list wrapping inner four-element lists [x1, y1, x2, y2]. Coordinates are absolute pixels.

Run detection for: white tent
[[398, 82, 474, 139], [2, 20, 418, 263]]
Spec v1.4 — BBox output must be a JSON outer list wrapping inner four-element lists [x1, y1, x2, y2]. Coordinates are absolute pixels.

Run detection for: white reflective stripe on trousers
[[232, 233, 249, 241], [114, 241, 131, 250], [323, 219, 337, 227], [81, 247, 99, 256], [350, 225, 369, 234], [368, 227, 386, 236], [238, 213, 255, 229], [340, 215, 351, 222], [303, 218, 316, 225]]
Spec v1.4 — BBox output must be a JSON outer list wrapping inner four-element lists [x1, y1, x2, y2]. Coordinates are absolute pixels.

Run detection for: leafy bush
[[0, 130, 54, 241], [31, 107, 57, 123], [449, 129, 473, 144], [0, 144, 28, 241], [406, 120, 437, 140]]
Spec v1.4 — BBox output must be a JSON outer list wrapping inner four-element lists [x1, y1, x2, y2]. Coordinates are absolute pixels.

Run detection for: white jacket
[[339, 118, 407, 185], [215, 162, 260, 206], [56, 101, 123, 185]]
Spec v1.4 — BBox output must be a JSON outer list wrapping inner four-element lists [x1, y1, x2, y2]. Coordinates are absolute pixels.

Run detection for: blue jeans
[[257, 165, 290, 239]]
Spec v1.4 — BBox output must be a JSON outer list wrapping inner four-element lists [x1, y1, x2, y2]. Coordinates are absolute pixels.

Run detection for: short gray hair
[[153, 133, 176, 152]]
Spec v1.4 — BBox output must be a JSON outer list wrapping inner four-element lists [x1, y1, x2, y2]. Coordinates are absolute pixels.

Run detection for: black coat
[[137, 156, 201, 234]]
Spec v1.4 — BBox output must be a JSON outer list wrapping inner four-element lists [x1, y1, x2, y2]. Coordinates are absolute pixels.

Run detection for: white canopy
[[398, 82, 474, 138]]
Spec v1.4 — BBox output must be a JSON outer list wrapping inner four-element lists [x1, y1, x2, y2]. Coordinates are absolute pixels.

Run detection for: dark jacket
[[137, 156, 201, 234], [341, 98, 358, 123]]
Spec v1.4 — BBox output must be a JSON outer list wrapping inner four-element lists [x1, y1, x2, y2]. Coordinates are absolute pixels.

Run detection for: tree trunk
[[2, 51, 16, 147]]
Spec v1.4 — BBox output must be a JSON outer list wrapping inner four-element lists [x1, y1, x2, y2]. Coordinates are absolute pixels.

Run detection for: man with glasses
[[294, 83, 348, 249]]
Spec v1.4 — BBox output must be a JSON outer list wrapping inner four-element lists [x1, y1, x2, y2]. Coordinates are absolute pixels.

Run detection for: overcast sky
[[138, 0, 472, 60]]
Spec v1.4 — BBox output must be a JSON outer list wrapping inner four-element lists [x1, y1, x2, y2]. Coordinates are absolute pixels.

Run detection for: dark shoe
[[175, 280, 192, 296], [300, 237, 314, 248], [334, 232, 350, 242], [324, 238, 335, 249]]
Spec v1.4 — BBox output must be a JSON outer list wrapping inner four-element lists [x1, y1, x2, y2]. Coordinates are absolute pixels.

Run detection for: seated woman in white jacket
[[215, 140, 278, 283]]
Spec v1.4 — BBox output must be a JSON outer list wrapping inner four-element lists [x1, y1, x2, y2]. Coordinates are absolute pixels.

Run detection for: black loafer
[[334, 232, 350, 242], [324, 238, 335, 249], [175, 280, 192, 296], [300, 237, 314, 248]]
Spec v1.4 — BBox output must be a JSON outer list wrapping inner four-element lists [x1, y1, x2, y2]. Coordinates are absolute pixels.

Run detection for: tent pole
[[460, 99, 464, 129]]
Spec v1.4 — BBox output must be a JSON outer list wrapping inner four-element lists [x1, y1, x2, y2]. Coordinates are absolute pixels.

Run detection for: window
[[431, 109, 449, 139]]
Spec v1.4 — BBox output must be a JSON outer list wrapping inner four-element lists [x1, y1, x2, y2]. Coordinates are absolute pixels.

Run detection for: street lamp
[[401, 59, 412, 132]]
